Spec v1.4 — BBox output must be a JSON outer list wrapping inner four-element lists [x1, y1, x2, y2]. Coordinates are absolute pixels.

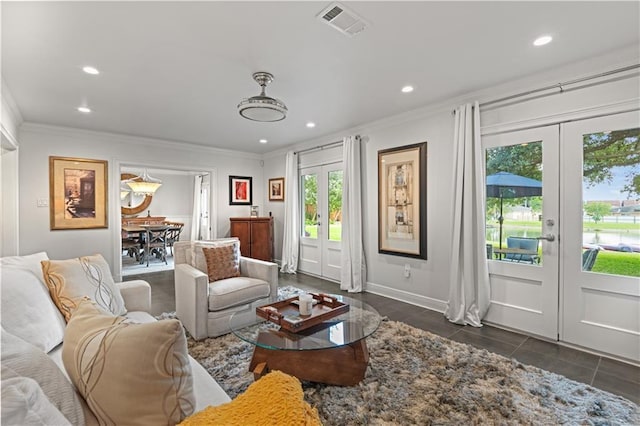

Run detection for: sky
[[583, 165, 638, 202]]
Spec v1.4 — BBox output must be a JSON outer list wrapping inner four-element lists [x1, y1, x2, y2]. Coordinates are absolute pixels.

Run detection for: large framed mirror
[[121, 173, 153, 216]]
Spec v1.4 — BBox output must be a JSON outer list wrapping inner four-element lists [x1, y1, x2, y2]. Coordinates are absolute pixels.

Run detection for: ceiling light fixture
[[82, 66, 100, 75], [259, 139, 268, 144], [401, 85, 414, 93], [306, 122, 316, 128], [238, 72, 287, 122], [77, 106, 91, 113], [124, 170, 162, 196], [533, 35, 552, 46]]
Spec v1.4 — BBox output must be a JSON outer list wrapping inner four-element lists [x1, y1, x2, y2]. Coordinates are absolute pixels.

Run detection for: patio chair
[[582, 248, 600, 271], [505, 237, 539, 263]]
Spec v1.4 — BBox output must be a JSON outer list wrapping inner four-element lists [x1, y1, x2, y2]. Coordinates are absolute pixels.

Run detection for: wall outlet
[[404, 264, 411, 278], [37, 198, 49, 207]]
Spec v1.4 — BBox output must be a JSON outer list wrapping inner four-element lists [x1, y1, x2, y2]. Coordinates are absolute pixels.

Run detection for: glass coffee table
[[229, 294, 382, 386]]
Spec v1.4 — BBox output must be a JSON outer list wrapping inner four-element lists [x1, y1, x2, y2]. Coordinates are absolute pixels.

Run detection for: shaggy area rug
[[168, 289, 639, 424]]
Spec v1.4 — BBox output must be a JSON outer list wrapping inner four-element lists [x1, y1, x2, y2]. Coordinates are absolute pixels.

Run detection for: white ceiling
[[3, 1, 639, 154]]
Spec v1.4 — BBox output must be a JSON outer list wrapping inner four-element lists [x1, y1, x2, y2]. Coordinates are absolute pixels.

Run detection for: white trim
[[20, 122, 263, 160], [1, 124, 18, 150], [481, 98, 640, 136], [579, 320, 640, 337], [366, 281, 448, 313], [489, 300, 543, 315]]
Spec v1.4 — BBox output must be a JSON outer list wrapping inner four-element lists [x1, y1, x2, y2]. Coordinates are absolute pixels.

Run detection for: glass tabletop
[[229, 294, 382, 351]]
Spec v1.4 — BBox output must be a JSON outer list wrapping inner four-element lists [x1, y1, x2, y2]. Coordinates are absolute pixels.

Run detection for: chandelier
[[125, 170, 162, 195], [237, 72, 287, 122]]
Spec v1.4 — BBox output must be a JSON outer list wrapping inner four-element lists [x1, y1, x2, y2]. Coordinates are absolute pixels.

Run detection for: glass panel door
[[562, 111, 640, 361], [482, 126, 560, 340]]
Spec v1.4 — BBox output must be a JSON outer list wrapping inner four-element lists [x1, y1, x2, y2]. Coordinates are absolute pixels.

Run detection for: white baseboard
[[365, 281, 448, 313]]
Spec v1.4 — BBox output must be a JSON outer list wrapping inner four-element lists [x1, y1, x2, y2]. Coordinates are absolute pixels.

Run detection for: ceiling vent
[[317, 3, 368, 37]]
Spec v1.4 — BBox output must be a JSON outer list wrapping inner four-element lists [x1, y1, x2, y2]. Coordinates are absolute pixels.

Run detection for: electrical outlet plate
[[37, 198, 49, 207]]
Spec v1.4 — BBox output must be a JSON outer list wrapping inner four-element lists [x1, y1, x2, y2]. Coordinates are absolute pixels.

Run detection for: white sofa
[[0, 252, 230, 425], [174, 240, 279, 339]]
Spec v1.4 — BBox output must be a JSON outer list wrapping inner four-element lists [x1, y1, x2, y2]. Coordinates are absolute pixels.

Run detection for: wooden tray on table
[[256, 294, 349, 333]]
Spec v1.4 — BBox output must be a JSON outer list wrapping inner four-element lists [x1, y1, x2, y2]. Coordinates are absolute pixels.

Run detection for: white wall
[[264, 47, 640, 312], [17, 124, 265, 273]]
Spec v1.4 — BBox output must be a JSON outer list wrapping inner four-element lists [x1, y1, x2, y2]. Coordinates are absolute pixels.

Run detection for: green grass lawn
[[592, 251, 640, 277], [304, 223, 342, 240]]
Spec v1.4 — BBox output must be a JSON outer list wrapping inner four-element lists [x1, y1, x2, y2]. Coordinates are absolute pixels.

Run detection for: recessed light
[[259, 139, 268, 144], [306, 122, 316, 128], [533, 35, 552, 46], [77, 106, 91, 113], [82, 66, 100, 75], [401, 85, 414, 93]]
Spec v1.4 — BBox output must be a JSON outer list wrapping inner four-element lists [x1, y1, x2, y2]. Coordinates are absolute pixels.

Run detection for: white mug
[[298, 294, 313, 316]]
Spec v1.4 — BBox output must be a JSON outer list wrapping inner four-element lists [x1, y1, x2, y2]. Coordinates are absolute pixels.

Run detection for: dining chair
[[165, 222, 184, 256], [143, 226, 169, 266]]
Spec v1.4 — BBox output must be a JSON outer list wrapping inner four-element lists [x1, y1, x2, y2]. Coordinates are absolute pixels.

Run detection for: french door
[[561, 111, 639, 361], [483, 111, 639, 361], [299, 163, 343, 281], [483, 126, 560, 340]]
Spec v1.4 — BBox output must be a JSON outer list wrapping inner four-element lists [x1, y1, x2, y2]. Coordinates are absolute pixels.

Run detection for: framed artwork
[[268, 177, 285, 201], [229, 175, 252, 205], [378, 142, 427, 259], [49, 156, 108, 230]]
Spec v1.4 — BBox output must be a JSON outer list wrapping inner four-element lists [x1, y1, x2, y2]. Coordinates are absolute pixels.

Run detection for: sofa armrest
[[175, 263, 209, 340], [239, 257, 278, 302], [116, 280, 151, 313]]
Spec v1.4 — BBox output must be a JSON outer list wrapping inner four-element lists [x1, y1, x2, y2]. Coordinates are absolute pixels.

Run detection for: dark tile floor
[[125, 270, 640, 404]]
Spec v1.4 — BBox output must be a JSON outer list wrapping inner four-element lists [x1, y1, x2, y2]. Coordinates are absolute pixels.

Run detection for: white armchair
[[174, 239, 278, 340]]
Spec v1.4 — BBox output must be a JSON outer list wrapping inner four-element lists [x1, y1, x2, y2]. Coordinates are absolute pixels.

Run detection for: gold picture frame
[[378, 142, 427, 259], [268, 177, 285, 201], [49, 156, 108, 230]]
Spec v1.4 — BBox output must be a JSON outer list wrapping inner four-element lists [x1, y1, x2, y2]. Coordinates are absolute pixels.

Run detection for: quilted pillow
[[1, 377, 72, 426], [41, 254, 126, 321], [1, 328, 90, 425], [202, 244, 240, 282], [0, 252, 66, 352], [63, 301, 195, 425]]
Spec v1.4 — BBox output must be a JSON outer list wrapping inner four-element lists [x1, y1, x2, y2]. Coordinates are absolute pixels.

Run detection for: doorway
[[299, 162, 343, 281], [115, 164, 215, 279], [482, 111, 639, 361]]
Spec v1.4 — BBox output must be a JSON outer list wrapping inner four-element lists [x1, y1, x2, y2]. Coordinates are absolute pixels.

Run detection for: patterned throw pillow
[[41, 254, 126, 322], [202, 244, 241, 282], [63, 301, 195, 425]]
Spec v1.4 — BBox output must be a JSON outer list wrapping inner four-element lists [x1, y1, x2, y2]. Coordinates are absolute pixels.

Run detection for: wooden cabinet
[[230, 217, 274, 261]]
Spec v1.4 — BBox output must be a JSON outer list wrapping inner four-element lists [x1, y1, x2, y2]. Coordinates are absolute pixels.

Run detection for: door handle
[[537, 234, 555, 242]]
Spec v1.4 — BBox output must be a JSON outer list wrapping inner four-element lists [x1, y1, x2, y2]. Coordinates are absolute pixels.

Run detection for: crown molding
[[19, 122, 263, 160]]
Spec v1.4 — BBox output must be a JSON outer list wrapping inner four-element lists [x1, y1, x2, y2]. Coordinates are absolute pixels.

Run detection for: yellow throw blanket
[[179, 370, 322, 425]]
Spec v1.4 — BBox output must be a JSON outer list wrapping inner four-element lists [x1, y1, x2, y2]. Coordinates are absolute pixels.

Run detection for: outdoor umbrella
[[486, 171, 542, 249]]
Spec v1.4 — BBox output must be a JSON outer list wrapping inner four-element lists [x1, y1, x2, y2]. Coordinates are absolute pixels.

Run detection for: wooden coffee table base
[[248, 338, 370, 386]]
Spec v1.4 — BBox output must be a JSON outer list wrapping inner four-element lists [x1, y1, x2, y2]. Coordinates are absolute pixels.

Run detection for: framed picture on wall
[[378, 142, 427, 259], [268, 177, 285, 201], [49, 156, 108, 230], [229, 175, 252, 205]]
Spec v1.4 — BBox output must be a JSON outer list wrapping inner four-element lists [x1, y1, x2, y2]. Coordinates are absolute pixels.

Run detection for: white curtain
[[341, 135, 366, 292], [445, 102, 490, 327], [190, 175, 202, 241], [280, 151, 299, 273]]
